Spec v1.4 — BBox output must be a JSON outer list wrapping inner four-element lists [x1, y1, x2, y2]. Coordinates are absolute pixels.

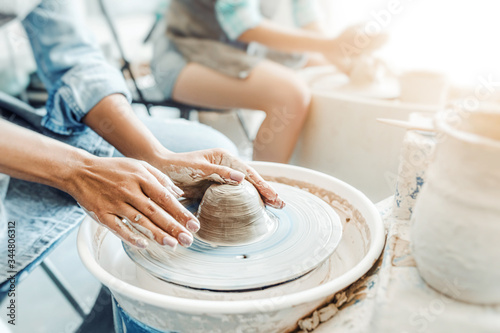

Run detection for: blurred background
[[2, 0, 500, 94]]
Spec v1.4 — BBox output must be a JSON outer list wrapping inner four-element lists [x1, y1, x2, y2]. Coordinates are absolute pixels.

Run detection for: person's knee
[[266, 75, 311, 121], [287, 78, 311, 114]]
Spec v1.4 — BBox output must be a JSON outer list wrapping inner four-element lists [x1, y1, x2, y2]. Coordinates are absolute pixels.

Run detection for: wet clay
[[196, 180, 276, 246]]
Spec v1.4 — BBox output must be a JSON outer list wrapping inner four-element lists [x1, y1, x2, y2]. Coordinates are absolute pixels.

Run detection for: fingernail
[[186, 219, 200, 233], [268, 199, 286, 209], [172, 186, 184, 197], [230, 171, 245, 182], [278, 198, 286, 209], [178, 232, 193, 247], [163, 236, 178, 249], [136, 238, 149, 249]]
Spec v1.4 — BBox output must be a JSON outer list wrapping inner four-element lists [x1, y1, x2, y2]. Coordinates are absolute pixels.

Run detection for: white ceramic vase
[[411, 108, 500, 304]]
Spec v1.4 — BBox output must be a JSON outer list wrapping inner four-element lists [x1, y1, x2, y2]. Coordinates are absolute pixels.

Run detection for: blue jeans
[[0, 115, 237, 295]]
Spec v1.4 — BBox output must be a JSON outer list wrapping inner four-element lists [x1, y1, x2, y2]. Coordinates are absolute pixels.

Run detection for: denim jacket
[[21, 0, 131, 135]]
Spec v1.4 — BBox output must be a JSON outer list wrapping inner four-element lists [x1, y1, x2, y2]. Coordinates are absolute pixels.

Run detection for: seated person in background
[[0, 0, 284, 297], [152, 0, 386, 163]]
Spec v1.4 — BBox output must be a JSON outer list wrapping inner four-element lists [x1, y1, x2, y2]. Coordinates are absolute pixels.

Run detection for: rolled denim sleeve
[[215, 0, 262, 41], [292, 0, 321, 27], [22, 0, 131, 135]]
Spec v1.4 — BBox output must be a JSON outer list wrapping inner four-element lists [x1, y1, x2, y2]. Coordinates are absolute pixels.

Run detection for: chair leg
[[40, 259, 87, 319], [235, 110, 253, 142], [179, 108, 191, 120]]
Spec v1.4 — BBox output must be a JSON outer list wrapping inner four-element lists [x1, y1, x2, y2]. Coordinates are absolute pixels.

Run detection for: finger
[[219, 156, 285, 209], [140, 178, 200, 233], [200, 163, 245, 185], [101, 214, 149, 249], [134, 195, 194, 247], [142, 162, 184, 198], [241, 166, 285, 209], [121, 205, 178, 249]]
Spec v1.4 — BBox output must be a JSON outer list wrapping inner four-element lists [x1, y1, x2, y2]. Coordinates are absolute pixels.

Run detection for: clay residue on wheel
[[389, 235, 416, 267], [263, 176, 370, 246]]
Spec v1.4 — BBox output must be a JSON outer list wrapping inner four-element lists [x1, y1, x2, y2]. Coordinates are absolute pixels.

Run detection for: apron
[[165, 0, 306, 79]]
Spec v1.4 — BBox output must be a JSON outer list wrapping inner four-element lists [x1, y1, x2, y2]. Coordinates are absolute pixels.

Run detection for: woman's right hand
[[66, 156, 200, 249]]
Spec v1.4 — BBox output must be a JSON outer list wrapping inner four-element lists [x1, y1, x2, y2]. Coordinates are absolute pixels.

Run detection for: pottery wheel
[[123, 182, 343, 291]]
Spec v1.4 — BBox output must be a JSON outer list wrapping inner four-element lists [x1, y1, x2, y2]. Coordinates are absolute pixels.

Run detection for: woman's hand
[[0, 120, 197, 249], [322, 24, 388, 75], [335, 24, 388, 54], [67, 156, 200, 249], [153, 149, 285, 209]]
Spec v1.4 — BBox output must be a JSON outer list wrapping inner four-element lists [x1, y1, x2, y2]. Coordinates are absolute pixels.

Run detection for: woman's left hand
[[153, 149, 285, 209]]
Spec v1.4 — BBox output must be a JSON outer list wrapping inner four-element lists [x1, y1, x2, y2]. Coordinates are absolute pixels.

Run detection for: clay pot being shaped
[[411, 107, 500, 304], [196, 180, 277, 246], [349, 56, 385, 86]]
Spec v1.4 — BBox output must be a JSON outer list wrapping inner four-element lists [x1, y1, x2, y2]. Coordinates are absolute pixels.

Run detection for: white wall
[[321, 0, 500, 85]]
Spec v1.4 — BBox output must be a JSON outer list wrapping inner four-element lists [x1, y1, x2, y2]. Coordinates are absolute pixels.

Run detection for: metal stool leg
[[40, 259, 87, 319]]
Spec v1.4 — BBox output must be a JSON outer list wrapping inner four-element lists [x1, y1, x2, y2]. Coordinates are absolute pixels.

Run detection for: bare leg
[[171, 61, 311, 163]]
